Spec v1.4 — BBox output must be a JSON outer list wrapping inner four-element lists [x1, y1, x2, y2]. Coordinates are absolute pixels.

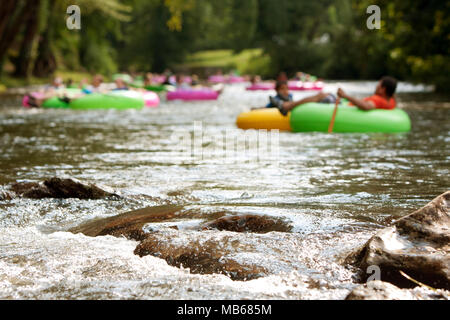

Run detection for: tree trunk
[[13, 0, 42, 77], [0, 1, 33, 59], [32, 0, 58, 78], [0, 0, 36, 75], [0, 0, 18, 39], [32, 28, 56, 78]]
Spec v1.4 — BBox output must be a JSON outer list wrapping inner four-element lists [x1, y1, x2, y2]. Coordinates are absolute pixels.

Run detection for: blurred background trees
[[0, 0, 448, 91]]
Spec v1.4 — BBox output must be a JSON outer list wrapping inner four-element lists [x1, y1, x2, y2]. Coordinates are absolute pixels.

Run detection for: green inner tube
[[69, 92, 144, 110], [41, 88, 82, 109], [42, 97, 70, 109], [41, 89, 144, 110], [290, 102, 411, 133]]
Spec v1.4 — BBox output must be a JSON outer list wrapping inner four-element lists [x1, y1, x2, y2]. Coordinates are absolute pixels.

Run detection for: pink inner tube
[[22, 92, 45, 108], [167, 89, 219, 101], [228, 76, 244, 83], [246, 83, 275, 91], [208, 75, 225, 84], [22, 95, 30, 108], [143, 91, 160, 107], [288, 81, 325, 91]]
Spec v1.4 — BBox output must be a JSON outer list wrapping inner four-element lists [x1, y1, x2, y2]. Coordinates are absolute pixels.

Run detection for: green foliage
[[1, 0, 448, 91], [254, 0, 335, 77], [376, 0, 450, 90], [181, 49, 270, 75], [116, 0, 199, 72], [66, 0, 132, 21], [250, 0, 449, 89], [164, 0, 195, 31], [78, 12, 122, 75], [227, 0, 259, 52]]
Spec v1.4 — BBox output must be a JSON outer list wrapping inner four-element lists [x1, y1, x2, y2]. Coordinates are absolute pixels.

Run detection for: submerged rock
[[202, 214, 292, 233], [70, 205, 183, 241], [346, 191, 450, 290], [6, 177, 120, 200], [345, 280, 449, 300], [70, 210, 288, 281], [134, 232, 267, 281]]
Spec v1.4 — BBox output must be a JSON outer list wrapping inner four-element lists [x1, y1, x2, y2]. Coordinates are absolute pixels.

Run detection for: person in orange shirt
[[337, 76, 398, 111]]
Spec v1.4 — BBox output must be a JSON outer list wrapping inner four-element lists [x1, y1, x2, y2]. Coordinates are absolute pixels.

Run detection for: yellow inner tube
[[236, 108, 291, 131]]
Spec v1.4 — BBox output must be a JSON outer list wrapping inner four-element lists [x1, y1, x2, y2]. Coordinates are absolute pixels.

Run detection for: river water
[[0, 81, 448, 299]]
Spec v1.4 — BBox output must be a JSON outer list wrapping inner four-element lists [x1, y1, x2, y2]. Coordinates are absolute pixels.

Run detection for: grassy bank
[[178, 48, 272, 76]]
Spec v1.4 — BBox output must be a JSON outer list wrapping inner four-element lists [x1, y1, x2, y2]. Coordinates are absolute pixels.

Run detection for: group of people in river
[[25, 69, 398, 117], [25, 71, 225, 108], [259, 75, 398, 116]]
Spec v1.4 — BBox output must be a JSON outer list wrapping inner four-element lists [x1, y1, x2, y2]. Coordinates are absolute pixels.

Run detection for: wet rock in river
[[7, 177, 120, 200], [346, 191, 450, 290], [134, 233, 267, 281], [70, 205, 183, 241], [0, 190, 14, 201], [71, 209, 281, 280], [202, 214, 292, 233], [71, 208, 278, 280], [9, 182, 45, 198], [345, 280, 449, 300]]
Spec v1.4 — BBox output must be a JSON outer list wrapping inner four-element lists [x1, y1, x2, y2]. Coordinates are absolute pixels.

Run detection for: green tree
[[255, 0, 333, 77], [1, 0, 131, 79], [376, 0, 450, 91], [117, 0, 200, 72]]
